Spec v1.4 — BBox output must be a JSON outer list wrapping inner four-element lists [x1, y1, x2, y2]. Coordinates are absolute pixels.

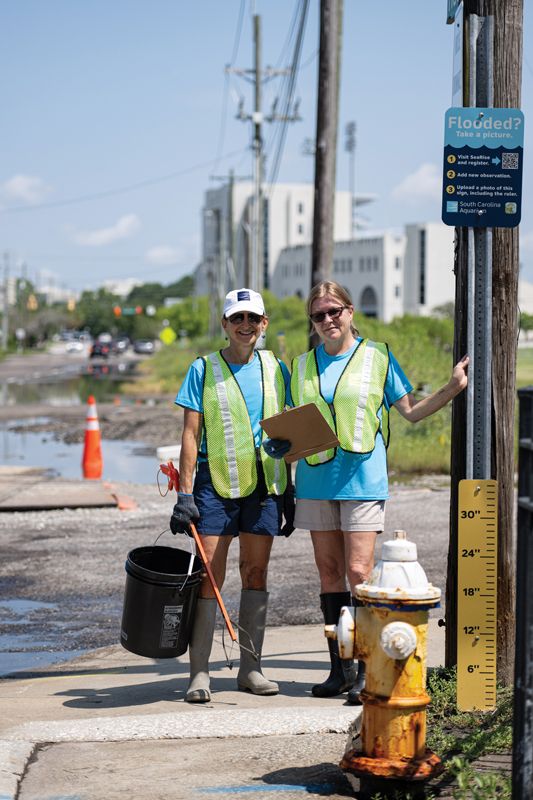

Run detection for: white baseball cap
[[223, 288, 265, 318]]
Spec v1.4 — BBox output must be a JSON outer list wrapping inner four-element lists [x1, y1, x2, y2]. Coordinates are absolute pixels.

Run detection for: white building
[[194, 181, 358, 297], [273, 223, 455, 322], [102, 278, 142, 298], [194, 180, 460, 321]]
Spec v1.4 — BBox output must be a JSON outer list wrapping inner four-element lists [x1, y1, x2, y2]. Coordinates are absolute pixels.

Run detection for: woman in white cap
[[170, 288, 293, 703], [265, 280, 468, 704]]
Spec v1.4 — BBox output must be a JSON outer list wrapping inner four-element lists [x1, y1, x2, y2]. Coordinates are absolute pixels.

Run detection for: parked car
[[89, 341, 111, 359], [66, 340, 85, 353], [111, 335, 130, 354], [133, 339, 155, 354]]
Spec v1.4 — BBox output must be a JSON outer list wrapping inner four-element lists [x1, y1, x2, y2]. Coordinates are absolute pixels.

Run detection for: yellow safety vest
[[291, 339, 390, 465], [202, 350, 288, 499]]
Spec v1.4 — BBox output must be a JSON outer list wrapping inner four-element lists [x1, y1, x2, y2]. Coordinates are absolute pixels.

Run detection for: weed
[[446, 756, 511, 799], [426, 668, 512, 798]]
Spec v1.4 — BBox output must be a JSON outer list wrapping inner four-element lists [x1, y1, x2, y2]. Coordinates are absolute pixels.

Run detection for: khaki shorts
[[294, 498, 385, 532]]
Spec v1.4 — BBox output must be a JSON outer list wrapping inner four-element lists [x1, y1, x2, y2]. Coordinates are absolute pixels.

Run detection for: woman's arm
[[178, 408, 203, 492], [393, 355, 469, 424]]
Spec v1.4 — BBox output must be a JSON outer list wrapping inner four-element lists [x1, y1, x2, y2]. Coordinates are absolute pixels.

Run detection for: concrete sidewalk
[[0, 620, 445, 800]]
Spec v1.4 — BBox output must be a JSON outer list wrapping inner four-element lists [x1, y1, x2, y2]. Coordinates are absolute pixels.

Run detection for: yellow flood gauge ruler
[[457, 479, 498, 711]]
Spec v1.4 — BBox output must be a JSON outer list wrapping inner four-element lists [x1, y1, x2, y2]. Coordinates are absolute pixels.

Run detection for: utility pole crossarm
[[228, 13, 303, 292]]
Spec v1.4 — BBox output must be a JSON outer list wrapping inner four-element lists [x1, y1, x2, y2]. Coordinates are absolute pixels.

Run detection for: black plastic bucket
[[120, 544, 202, 658]]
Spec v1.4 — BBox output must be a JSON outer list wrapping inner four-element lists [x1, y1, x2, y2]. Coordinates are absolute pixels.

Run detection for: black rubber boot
[[312, 592, 356, 698], [347, 596, 365, 705], [347, 660, 366, 705]]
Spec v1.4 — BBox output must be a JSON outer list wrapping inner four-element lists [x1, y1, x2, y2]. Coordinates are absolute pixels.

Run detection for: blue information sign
[[441, 107, 524, 228]]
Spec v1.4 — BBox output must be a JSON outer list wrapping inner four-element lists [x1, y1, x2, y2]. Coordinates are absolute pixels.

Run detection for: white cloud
[[520, 231, 533, 251], [2, 174, 52, 204], [145, 245, 183, 265], [72, 214, 141, 246], [391, 163, 441, 202]]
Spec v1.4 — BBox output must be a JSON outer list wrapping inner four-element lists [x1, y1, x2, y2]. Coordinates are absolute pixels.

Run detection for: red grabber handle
[[160, 461, 237, 642]]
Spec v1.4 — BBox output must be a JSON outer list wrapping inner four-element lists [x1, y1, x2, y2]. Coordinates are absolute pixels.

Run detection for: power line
[[0, 148, 247, 214], [265, 0, 310, 191], [211, 0, 246, 177]]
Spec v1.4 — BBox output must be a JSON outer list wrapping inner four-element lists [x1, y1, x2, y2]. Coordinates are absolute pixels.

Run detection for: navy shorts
[[193, 461, 283, 537]]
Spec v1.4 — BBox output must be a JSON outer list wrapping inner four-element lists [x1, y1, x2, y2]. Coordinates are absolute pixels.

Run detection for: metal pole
[[218, 208, 225, 307], [253, 13, 263, 292], [2, 253, 9, 351], [514, 389, 533, 799], [345, 121, 356, 237], [228, 170, 236, 290], [466, 14, 493, 481]]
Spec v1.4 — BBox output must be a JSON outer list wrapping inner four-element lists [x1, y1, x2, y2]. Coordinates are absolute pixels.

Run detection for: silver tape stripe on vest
[[299, 352, 330, 464], [207, 353, 240, 497], [352, 343, 376, 450], [259, 351, 282, 491], [297, 353, 308, 406]]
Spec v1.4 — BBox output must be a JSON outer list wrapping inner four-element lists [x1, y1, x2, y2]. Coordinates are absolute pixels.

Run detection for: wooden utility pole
[[447, 0, 523, 686], [310, 0, 343, 293]]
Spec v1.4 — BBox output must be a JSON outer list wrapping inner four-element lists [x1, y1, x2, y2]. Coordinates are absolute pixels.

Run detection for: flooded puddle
[[0, 599, 86, 677], [0, 373, 163, 674], [0, 423, 160, 484]]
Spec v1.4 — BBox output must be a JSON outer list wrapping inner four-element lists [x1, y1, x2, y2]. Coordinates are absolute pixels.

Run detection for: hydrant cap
[[381, 530, 418, 562], [355, 530, 441, 603]]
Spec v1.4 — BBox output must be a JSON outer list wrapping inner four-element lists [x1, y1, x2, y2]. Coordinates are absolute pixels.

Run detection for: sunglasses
[[309, 305, 348, 324], [227, 312, 263, 325]]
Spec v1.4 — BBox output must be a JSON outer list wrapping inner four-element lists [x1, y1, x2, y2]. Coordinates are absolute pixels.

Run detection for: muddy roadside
[[0, 351, 452, 675], [0, 398, 183, 447], [0, 470, 451, 676]]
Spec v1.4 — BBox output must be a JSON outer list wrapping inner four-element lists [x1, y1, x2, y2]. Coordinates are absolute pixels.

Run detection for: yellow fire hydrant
[[334, 530, 443, 793]]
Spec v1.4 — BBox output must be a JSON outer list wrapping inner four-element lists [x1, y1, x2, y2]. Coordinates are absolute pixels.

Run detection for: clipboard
[[260, 403, 339, 463]]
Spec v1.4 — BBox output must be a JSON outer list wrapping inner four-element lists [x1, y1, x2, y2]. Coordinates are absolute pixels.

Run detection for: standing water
[[0, 373, 165, 483]]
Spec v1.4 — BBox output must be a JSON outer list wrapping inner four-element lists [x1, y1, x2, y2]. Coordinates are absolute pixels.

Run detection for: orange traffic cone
[[82, 395, 103, 479]]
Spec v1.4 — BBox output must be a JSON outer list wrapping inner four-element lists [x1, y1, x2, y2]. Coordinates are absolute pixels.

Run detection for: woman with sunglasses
[[266, 280, 468, 704], [170, 288, 293, 703]]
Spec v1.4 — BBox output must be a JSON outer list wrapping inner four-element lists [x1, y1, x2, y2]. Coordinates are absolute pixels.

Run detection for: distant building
[[102, 278, 142, 298], [194, 181, 533, 322], [194, 181, 373, 297], [270, 223, 456, 322], [39, 283, 79, 305]]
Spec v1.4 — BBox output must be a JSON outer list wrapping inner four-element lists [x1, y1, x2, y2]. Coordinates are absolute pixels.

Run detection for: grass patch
[[368, 669, 512, 799], [426, 667, 512, 799], [516, 347, 533, 387], [132, 316, 533, 476]]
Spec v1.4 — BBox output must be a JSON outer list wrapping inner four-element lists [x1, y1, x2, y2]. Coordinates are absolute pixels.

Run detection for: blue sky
[[1, 1, 532, 293]]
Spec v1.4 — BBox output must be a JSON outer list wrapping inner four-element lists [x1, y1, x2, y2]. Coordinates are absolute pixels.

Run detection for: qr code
[[502, 152, 519, 169]]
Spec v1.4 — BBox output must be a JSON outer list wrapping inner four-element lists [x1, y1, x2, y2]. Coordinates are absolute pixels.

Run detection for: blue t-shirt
[[295, 341, 412, 501], [175, 351, 291, 457]]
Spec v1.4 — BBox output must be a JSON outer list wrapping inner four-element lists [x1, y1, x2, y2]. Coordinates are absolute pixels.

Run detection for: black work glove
[[169, 492, 200, 536], [263, 437, 291, 459], [280, 487, 295, 537]]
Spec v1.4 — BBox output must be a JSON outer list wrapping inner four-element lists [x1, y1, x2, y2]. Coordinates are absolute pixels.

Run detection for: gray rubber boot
[[185, 597, 217, 703], [237, 589, 279, 695]]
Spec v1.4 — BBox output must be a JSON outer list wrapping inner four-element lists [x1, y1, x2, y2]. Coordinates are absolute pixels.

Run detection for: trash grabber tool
[[160, 460, 237, 642]]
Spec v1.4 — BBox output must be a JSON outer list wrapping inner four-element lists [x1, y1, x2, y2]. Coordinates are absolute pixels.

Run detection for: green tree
[[520, 311, 533, 340], [164, 275, 194, 298], [126, 282, 166, 306], [159, 296, 209, 339], [75, 288, 122, 336]]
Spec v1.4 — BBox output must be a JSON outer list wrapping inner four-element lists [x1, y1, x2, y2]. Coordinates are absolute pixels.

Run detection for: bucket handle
[[152, 529, 197, 588]]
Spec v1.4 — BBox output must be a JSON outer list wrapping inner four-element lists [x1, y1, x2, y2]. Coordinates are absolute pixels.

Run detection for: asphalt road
[[0, 475, 451, 676], [0, 350, 452, 675]]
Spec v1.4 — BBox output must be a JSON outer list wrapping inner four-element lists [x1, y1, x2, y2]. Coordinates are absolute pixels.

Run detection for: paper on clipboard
[[260, 403, 339, 463]]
